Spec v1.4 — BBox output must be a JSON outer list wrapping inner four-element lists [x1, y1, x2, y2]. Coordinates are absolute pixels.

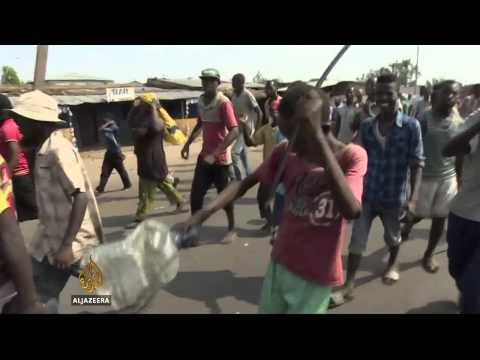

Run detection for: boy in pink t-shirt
[[178, 82, 367, 313], [0, 95, 37, 222]]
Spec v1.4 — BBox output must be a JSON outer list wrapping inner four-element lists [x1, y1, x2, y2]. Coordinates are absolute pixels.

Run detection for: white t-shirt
[[231, 89, 259, 135], [450, 119, 480, 222]]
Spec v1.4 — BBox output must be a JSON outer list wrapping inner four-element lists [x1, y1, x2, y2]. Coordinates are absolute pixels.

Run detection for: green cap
[[199, 68, 221, 81]]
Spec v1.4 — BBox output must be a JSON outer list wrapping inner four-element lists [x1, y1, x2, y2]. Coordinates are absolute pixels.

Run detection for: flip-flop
[[382, 269, 400, 285], [422, 257, 439, 273], [329, 292, 346, 309]]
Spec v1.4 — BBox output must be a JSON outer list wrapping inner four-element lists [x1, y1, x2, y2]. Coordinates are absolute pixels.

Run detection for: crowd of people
[[1, 67, 480, 314]]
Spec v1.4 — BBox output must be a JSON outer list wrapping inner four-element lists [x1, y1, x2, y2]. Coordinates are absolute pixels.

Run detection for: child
[[126, 98, 186, 229], [178, 82, 367, 313], [241, 95, 282, 232]]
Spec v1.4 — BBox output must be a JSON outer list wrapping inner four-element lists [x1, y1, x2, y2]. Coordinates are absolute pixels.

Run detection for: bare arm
[[409, 165, 423, 204], [443, 116, 480, 157], [455, 155, 464, 187], [185, 175, 259, 228], [212, 127, 239, 157], [186, 119, 202, 146], [0, 207, 38, 311], [181, 119, 202, 159], [6, 142, 19, 173], [239, 122, 257, 147], [254, 106, 264, 130], [300, 100, 362, 219]]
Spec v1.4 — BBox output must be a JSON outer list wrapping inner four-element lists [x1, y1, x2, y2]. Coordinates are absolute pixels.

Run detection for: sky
[[1, 45, 480, 85]]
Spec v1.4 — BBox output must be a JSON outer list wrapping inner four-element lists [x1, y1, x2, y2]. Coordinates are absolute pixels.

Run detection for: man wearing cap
[[10, 90, 104, 303], [181, 69, 239, 244]]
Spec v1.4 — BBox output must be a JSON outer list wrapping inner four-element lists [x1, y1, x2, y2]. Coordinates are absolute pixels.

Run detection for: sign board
[[106, 87, 135, 103]]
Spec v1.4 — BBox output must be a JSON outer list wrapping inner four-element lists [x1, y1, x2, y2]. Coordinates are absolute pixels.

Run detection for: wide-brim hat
[[10, 90, 64, 123], [199, 68, 221, 81]]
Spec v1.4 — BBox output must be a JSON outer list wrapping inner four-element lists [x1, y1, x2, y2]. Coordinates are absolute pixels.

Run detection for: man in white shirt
[[443, 110, 480, 313], [230, 73, 263, 180]]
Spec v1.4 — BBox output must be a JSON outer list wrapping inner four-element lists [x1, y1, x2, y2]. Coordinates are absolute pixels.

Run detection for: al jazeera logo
[[71, 256, 112, 306]]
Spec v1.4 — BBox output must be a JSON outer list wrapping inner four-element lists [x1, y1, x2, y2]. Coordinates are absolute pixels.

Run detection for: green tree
[[252, 71, 266, 84], [357, 59, 420, 87], [1, 66, 21, 85]]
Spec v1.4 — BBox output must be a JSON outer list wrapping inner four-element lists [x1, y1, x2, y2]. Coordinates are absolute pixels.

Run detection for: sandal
[[382, 268, 400, 285]]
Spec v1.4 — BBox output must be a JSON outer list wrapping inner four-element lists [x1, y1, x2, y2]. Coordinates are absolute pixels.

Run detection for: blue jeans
[[447, 212, 480, 314], [230, 136, 251, 181]]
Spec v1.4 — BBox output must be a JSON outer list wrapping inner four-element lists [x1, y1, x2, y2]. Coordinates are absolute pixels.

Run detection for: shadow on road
[[198, 225, 269, 244], [405, 301, 458, 314], [164, 270, 263, 313]]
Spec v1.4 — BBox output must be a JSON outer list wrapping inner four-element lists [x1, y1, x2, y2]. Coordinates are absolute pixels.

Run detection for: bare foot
[[220, 231, 237, 245], [422, 256, 439, 273]]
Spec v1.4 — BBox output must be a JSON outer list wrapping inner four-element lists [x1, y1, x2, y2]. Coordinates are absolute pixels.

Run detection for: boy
[[180, 69, 239, 244], [442, 101, 480, 313], [178, 82, 367, 313], [126, 98, 185, 229], [95, 113, 132, 194], [336, 74, 424, 305], [11, 90, 104, 303], [401, 81, 463, 273], [242, 94, 282, 232]]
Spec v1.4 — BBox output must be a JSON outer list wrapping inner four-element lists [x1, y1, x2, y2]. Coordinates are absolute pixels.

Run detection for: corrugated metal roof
[[5, 88, 203, 106]]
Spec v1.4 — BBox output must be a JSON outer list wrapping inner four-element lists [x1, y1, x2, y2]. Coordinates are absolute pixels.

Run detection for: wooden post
[[33, 45, 48, 89]]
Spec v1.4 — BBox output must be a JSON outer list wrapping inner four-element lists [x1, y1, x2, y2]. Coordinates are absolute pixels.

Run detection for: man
[[126, 98, 185, 229], [459, 84, 480, 118], [181, 69, 239, 244], [442, 101, 480, 313], [0, 153, 46, 313], [11, 90, 104, 303], [0, 94, 38, 222], [230, 73, 263, 181], [178, 82, 367, 313], [333, 74, 424, 305], [95, 114, 132, 194], [264, 81, 282, 124], [411, 86, 431, 119], [401, 81, 463, 273], [334, 87, 358, 143]]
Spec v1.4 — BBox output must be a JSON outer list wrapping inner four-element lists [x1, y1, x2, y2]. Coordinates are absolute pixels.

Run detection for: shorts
[[259, 261, 331, 314], [349, 202, 402, 255], [415, 176, 457, 219]]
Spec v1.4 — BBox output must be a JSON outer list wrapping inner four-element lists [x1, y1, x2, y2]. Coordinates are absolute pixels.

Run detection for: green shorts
[[259, 261, 332, 314]]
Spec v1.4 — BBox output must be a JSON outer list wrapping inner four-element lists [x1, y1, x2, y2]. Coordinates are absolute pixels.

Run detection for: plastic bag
[[158, 107, 187, 145], [81, 220, 180, 312]]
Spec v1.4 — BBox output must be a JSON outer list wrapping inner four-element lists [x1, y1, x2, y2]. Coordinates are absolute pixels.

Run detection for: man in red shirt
[[0, 94, 37, 222], [181, 69, 239, 245], [178, 82, 367, 313]]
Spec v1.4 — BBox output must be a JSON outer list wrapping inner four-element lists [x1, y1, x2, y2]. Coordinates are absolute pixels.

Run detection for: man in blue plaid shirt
[[331, 74, 425, 306]]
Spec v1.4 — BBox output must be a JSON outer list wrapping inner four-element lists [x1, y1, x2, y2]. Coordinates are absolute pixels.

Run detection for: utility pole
[[415, 45, 420, 94], [33, 45, 48, 89]]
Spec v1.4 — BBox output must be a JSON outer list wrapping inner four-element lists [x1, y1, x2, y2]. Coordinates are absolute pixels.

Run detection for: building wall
[[69, 99, 196, 149]]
